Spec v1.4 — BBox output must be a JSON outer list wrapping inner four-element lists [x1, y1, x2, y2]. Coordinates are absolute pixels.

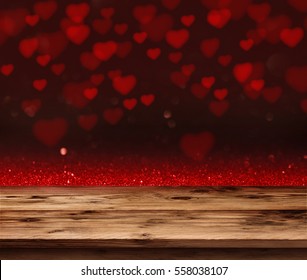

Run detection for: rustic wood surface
[[1, 187, 306, 252]]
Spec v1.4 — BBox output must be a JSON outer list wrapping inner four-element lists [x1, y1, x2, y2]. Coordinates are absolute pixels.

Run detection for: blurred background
[[0, 1, 306, 185]]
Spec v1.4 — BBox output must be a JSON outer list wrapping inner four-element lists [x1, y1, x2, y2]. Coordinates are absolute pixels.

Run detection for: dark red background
[[0, 0, 306, 186]]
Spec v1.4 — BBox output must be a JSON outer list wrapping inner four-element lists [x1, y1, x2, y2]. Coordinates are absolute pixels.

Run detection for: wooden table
[[0, 187, 306, 259]]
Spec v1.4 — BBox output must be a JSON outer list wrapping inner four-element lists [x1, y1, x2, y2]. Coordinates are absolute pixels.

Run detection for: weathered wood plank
[[1, 210, 306, 248], [0, 187, 306, 249], [1, 187, 306, 211]]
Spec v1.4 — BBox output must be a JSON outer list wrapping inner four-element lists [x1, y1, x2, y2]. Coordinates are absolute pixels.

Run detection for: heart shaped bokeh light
[[0, 0, 306, 186]]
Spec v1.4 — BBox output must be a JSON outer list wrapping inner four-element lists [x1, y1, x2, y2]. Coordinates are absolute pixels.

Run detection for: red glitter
[[0, 152, 305, 186]]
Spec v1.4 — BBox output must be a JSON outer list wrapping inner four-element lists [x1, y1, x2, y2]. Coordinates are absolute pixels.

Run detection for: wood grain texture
[[0, 187, 307, 249]]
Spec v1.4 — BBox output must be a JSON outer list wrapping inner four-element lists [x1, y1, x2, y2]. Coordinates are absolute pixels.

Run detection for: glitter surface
[[0, 151, 305, 186]]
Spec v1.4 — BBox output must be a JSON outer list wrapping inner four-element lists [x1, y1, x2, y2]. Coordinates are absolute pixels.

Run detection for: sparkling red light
[[0, 152, 305, 186]]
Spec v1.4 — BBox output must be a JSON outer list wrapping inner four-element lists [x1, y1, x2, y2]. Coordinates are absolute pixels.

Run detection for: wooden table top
[[0, 187, 306, 249]]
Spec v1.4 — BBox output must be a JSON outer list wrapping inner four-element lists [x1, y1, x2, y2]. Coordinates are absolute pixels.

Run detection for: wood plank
[[0, 187, 306, 249], [1, 210, 306, 248], [1, 187, 306, 210]]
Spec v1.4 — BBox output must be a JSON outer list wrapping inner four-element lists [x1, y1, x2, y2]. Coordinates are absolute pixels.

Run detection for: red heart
[[240, 38, 254, 51], [180, 131, 215, 161], [92, 19, 112, 35], [286, 66, 307, 93], [162, 0, 181, 10], [250, 79, 265, 91], [116, 41, 133, 58], [218, 55, 232, 66], [133, 32, 147, 44], [37, 31, 68, 59], [100, 8, 115, 19], [78, 114, 98, 131], [214, 88, 228, 100], [51, 63, 65, 76], [66, 24, 90, 45], [19, 37, 38, 58], [34, 1, 57, 20], [114, 23, 128, 35], [233, 63, 253, 83], [133, 5, 157, 24], [200, 38, 220, 58], [147, 48, 161, 60], [1, 64, 14, 76], [170, 71, 189, 88], [168, 52, 183, 63], [113, 75, 137, 95], [0, 8, 28, 37], [90, 74, 104, 86], [66, 3, 90, 24], [140, 94, 155, 106], [247, 3, 271, 23], [93, 41, 117, 61], [260, 15, 291, 44], [201, 76, 215, 89], [181, 64, 195, 76], [181, 15, 195, 27], [207, 9, 231, 29], [25, 15, 40, 26], [141, 14, 174, 42], [123, 98, 138, 110], [280, 28, 304, 48], [80, 52, 101, 71], [36, 54, 51, 67], [209, 100, 229, 117], [244, 85, 262, 100], [300, 99, 307, 114], [83, 87, 98, 100], [21, 99, 41, 117], [166, 29, 189, 49], [202, 0, 250, 20], [33, 79, 47, 91], [103, 108, 123, 125], [33, 118, 68, 147], [191, 83, 209, 99], [263, 87, 282, 103]]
